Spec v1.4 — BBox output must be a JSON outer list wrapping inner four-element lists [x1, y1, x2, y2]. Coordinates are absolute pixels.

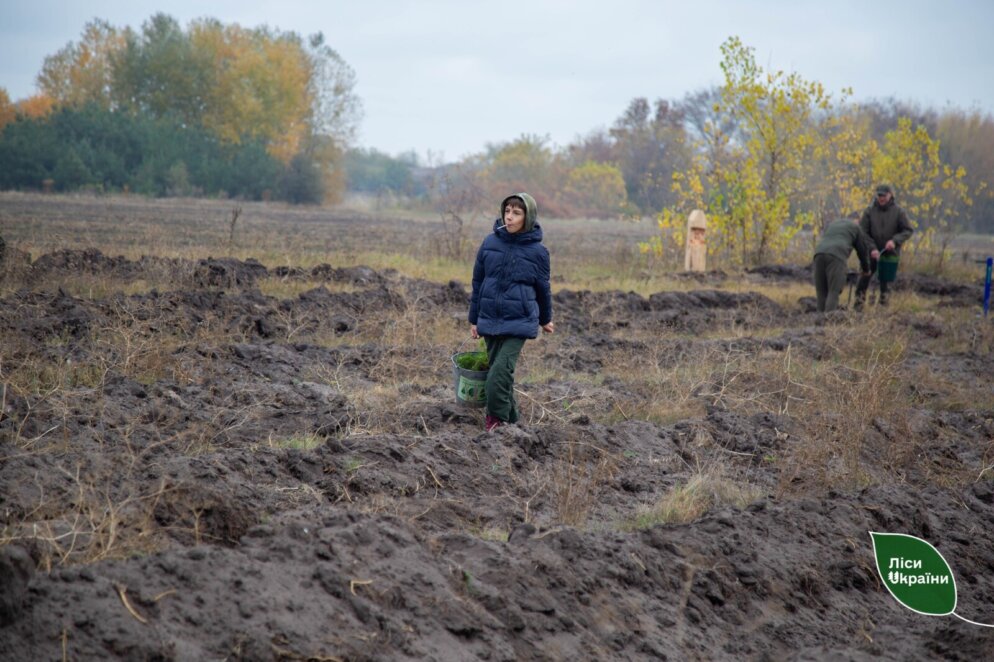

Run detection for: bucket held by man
[[878, 252, 900, 283]]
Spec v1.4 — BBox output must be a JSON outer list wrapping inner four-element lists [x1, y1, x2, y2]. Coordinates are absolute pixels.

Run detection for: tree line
[[0, 14, 359, 203], [2, 24, 991, 257], [350, 38, 994, 267]]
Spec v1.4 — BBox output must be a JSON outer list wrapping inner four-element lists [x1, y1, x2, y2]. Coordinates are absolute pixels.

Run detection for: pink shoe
[[485, 414, 503, 432]]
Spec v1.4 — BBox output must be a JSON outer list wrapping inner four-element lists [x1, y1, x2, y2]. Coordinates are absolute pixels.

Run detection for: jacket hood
[[500, 192, 538, 233]]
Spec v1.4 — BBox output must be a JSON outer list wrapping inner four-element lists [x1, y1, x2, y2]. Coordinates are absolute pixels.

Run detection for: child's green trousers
[[484, 336, 525, 423]]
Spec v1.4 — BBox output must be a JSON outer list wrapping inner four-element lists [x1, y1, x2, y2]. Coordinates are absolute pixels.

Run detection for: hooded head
[[874, 183, 895, 207], [500, 192, 538, 233]]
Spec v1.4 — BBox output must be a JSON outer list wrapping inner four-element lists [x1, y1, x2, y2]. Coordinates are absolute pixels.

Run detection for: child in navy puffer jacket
[[468, 192, 554, 432]]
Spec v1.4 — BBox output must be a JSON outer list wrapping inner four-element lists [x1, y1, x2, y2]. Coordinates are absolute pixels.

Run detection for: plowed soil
[[1, 197, 993, 660]]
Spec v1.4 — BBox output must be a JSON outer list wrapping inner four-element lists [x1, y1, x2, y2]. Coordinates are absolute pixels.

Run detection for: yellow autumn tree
[[16, 94, 56, 119], [189, 21, 313, 163], [873, 117, 973, 270], [37, 19, 125, 109], [563, 161, 628, 218], [934, 109, 994, 234], [481, 135, 572, 217], [643, 38, 977, 271], [647, 37, 838, 266], [808, 107, 877, 233], [113, 15, 313, 164]]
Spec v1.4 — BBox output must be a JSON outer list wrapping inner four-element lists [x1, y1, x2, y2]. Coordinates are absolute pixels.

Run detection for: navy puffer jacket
[[469, 194, 552, 339]]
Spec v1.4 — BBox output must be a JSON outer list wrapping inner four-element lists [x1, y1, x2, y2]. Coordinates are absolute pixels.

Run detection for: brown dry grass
[[301, 299, 470, 436], [548, 438, 618, 527], [0, 301, 234, 456], [775, 322, 910, 490], [2, 193, 991, 560], [629, 468, 764, 528], [0, 467, 170, 570]]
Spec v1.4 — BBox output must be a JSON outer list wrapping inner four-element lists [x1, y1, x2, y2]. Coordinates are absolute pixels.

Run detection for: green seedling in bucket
[[455, 340, 489, 371]]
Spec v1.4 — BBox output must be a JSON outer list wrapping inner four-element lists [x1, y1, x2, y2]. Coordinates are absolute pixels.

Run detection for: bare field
[[1, 193, 994, 660]]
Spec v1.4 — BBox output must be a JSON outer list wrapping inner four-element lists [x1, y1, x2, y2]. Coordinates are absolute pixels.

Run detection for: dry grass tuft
[[549, 439, 618, 527], [468, 526, 510, 542], [598, 338, 722, 424], [629, 466, 764, 528], [0, 468, 170, 570], [267, 433, 324, 451], [789, 318, 916, 488]]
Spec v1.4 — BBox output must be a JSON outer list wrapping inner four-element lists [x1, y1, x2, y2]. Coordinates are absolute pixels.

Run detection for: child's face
[[503, 204, 526, 233]]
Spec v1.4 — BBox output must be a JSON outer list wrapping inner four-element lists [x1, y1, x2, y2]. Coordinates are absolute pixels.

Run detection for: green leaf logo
[[869, 532, 956, 616]]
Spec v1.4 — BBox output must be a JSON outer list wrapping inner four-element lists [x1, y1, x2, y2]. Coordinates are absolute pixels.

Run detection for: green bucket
[[877, 252, 900, 283], [452, 352, 488, 407]]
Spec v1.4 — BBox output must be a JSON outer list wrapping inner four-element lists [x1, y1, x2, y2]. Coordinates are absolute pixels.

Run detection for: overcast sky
[[2, 0, 993, 163]]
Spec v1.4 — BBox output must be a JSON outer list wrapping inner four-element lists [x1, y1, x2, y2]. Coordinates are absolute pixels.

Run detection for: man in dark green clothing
[[813, 217, 872, 312], [855, 184, 915, 307]]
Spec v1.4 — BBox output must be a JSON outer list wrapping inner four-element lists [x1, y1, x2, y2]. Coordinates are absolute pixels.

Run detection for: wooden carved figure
[[685, 209, 707, 272]]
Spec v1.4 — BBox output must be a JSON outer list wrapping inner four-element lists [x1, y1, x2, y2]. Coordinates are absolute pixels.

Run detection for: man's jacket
[[815, 219, 872, 272], [860, 197, 914, 253]]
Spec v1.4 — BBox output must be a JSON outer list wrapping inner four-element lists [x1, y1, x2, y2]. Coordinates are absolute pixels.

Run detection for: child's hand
[[470, 324, 479, 339], [541, 322, 555, 334]]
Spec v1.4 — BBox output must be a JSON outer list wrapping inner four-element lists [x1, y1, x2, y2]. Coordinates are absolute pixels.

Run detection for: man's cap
[[876, 184, 893, 195]]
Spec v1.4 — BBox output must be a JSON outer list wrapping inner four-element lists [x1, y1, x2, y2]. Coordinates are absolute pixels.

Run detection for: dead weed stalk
[[549, 439, 618, 527], [0, 467, 170, 569], [777, 320, 910, 491]]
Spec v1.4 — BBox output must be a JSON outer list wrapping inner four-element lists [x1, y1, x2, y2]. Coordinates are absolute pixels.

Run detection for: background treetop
[[37, 14, 361, 165]]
